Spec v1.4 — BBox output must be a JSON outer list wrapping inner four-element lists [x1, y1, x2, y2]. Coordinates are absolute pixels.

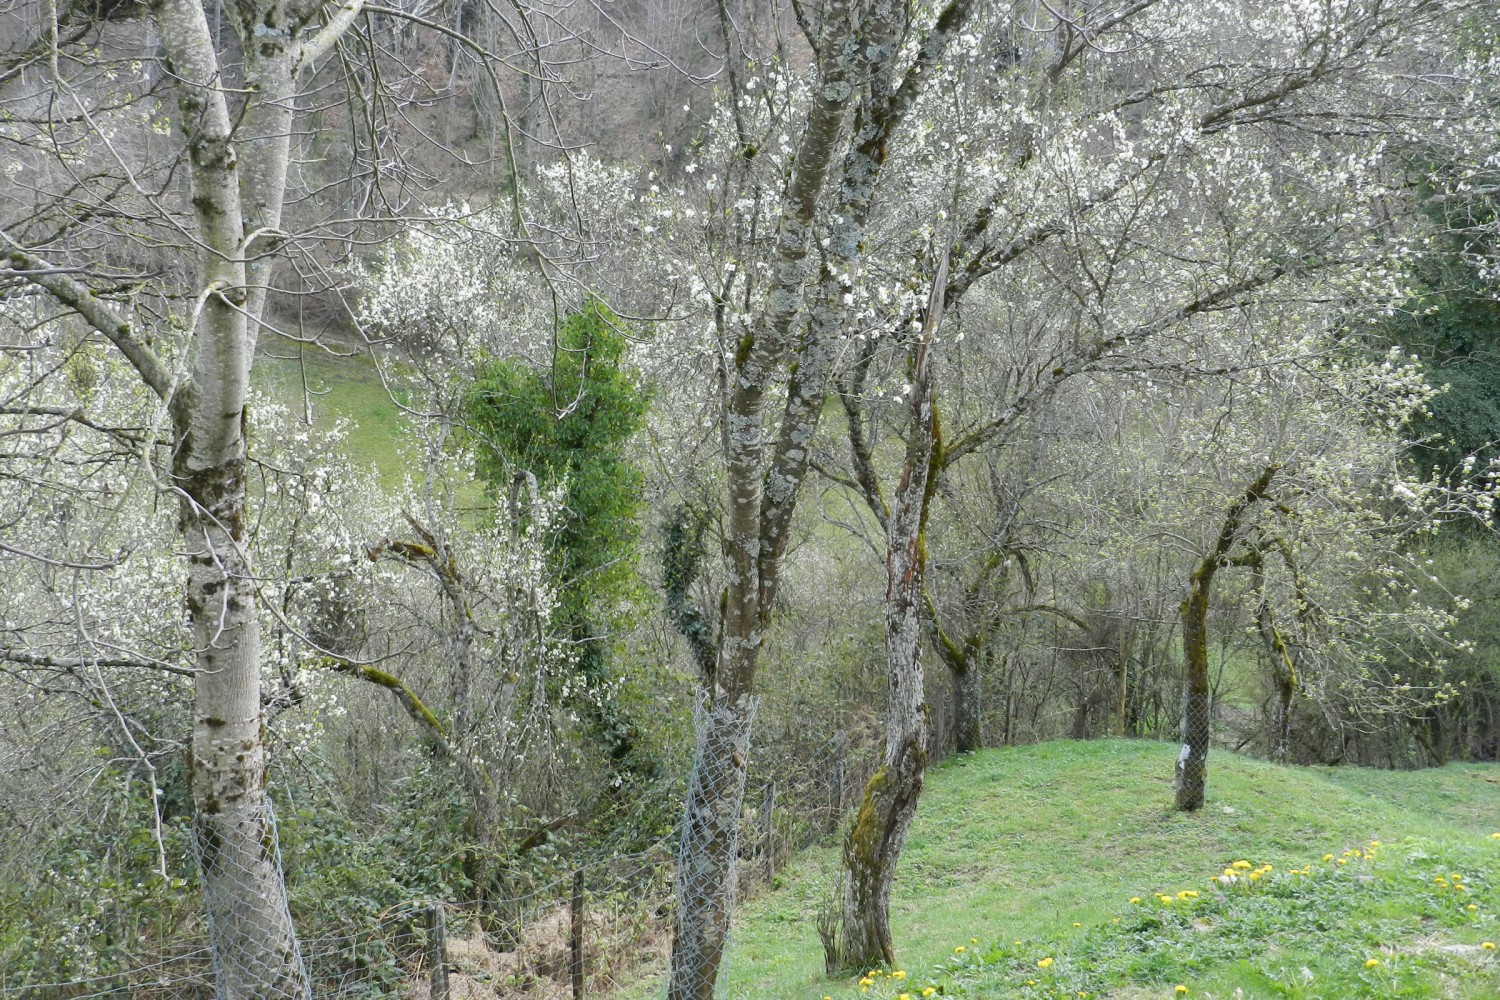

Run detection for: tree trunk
[[952, 659, 982, 753], [1175, 464, 1278, 812], [666, 2, 974, 991], [831, 254, 947, 973], [1255, 597, 1298, 762], [665, 2, 855, 994], [667, 697, 754, 1000], [1175, 584, 1213, 812], [152, 0, 356, 989]]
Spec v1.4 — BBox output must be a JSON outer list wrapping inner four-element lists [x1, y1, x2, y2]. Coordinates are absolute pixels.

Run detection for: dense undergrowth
[[706, 739, 1500, 1000]]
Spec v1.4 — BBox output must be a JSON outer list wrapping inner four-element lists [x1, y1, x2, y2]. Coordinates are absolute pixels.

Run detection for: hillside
[[709, 740, 1500, 999]]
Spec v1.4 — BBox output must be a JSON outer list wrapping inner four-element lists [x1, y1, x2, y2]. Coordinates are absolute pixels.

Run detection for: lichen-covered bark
[[952, 659, 983, 754], [227, 0, 365, 339], [667, 698, 753, 1000], [831, 255, 947, 973], [150, 0, 310, 990], [148, 0, 356, 991], [1251, 550, 1304, 763], [668, 3, 856, 994], [1175, 464, 1278, 812], [669, 4, 978, 994]]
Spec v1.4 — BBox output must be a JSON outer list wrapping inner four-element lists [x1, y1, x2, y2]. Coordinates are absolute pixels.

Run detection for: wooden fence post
[[829, 731, 847, 832], [427, 901, 449, 1000], [570, 869, 584, 1000], [760, 781, 776, 877]]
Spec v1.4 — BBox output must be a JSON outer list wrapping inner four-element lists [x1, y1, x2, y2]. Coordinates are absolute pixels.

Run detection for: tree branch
[[1, 241, 174, 400]]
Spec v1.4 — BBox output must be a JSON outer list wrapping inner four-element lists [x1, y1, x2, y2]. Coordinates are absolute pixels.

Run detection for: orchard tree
[[788, 0, 1500, 968], [2, 0, 368, 988]]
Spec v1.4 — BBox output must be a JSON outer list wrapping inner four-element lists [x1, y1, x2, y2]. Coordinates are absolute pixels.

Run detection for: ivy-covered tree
[[466, 299, 655, 780]]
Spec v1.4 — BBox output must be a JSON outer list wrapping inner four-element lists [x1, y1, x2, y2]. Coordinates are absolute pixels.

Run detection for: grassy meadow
[[253, 341, 411, 480], [705, 739, 1499, 1000]]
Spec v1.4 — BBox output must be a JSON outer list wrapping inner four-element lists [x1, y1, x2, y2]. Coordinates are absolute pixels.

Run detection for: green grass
[[253, 342, 410, 481], [710, 739, 1500, 1000]]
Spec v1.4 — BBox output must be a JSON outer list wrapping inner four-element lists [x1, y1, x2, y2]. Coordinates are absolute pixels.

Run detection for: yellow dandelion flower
[[1435, 877, 1449, 884], [1468, 904, 1479, 912], [1491, 832, 1500, 840], [1365, 958, 1380, 968], [1323, 854, 1334, 861], [1233, 860, 1252, 870], [859, 978, 874, 988], [1370, 840, 1381, 847], [1072, 922, 1082, 927], [1027, 981, 1037, 987], [1037, 956, 1054, 969], [1457, 885, 1468, 892], [1484, 942, 1497, 950], [1177, 891, 1192, 900], [1130, 897, 1142, 904], [1175, 986, 1188, 995], [970, 938, 978, 945], [1263, 865, 1274, 872], [922, 989, 936, 997], [953, 946, 965, 955], [899, 993, 910, 1000], [1337, 858, 1348, 865], [892, 971, 907, 980], [1452, 873, 1465, 881]]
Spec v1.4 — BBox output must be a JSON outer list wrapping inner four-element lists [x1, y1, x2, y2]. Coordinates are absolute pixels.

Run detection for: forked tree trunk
[[151, 0, 356, 989], [1175, 464, 1278, 812], [833, 255, 946, 972], [667, 2, 975, 991], [1254, 592, 1299, 762]]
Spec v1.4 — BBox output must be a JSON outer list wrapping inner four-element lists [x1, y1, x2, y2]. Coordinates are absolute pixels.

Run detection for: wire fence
[[0, 725, 879, 1000], [193, 799, 310, 999]]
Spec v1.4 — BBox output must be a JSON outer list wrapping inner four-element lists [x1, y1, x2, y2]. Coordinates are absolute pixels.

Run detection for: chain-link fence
[[1, 712, 882, 1000], [192, 799, 310, 999], [664, 695, 757, 1000], [0, 836, 685, 1000]]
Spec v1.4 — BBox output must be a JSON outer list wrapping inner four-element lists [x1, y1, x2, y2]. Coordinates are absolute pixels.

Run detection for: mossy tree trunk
[[1249, 539, 1309, 763], [667, 2, 976, 995], [832, 255, 947, 973], [952, 657, 983, 753], [667, 4, 855, 995], [1176, 464, 1278, 812]]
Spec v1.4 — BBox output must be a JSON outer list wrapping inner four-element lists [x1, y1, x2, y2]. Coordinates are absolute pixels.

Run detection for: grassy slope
[[714, 739, 1500, 999], [254, 344, 410, 481]]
